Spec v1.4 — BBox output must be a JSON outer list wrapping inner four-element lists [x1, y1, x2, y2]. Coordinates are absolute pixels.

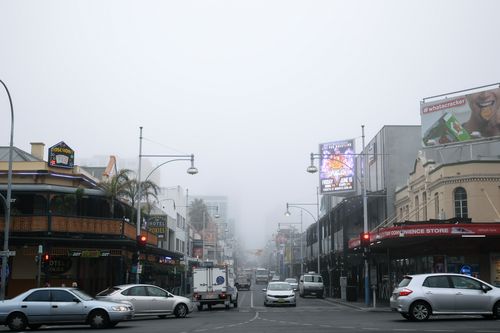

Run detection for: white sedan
[[263, 282, 296, 307]]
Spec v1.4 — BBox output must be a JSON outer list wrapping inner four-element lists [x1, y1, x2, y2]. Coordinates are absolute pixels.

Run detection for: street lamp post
[[135, 127, 198, 283], [0, 80, 14, 300], [285, 202, 319, 274], [306, 125, 370, 306]]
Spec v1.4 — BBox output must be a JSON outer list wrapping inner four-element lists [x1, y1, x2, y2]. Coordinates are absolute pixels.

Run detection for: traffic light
[[360, 232, 370, 248], [42, 253, 50, 263], [136, 235, 147, 248]]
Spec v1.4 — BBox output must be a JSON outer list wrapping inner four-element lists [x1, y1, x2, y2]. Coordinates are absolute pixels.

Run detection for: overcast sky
[[1, 1, 500, 250]]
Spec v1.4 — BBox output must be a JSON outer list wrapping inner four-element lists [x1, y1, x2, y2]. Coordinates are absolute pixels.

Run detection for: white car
[[263, 282, 296, 307], [0, 287, 133, 331], [390, 273, 500, 321], [96, 284, 194, 318]]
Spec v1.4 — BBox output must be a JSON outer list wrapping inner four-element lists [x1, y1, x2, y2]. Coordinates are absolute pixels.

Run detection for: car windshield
[[72, 289, 94, 301], [268, 283, 291, 291], [285, 278, 297, 283]]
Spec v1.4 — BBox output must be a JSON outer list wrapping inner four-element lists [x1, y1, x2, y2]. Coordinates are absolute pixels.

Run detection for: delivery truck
[[192, 262, 238, 310]]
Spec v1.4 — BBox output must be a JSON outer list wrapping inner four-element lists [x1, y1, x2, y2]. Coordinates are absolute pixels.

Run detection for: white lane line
[[423, 330, 454, 332], [361, 328, 381, 331], [251, 290, 254, 308], [391, 329, 417, 332]]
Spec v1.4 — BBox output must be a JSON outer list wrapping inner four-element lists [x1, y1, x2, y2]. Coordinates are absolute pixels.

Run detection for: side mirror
[[300, 280, 303, 283], [482, 284, 492, 293], [73, 298, 81, 303]]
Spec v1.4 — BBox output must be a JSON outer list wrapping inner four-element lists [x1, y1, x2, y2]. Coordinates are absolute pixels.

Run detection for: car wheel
[[409, 301, 431, 321], [492, 302, 500, 319], [400, 313, 410, 320], [7, 312, 28, 331], [88, 309, 110, 329], [174, 303, 188, 318]]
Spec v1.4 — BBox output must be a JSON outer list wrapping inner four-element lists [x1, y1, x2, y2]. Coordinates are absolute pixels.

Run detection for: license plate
[[205, 293, 218, 299], [278, 299, 285, 303]]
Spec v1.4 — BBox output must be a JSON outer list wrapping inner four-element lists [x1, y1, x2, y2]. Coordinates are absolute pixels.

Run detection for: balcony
[[0, 215, 158, 245]]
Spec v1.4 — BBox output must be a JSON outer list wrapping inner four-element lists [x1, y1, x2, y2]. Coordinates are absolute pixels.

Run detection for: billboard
[[48, 141, 75, 169], [421, 87, 500, 146], [319, 139, 356, 194]]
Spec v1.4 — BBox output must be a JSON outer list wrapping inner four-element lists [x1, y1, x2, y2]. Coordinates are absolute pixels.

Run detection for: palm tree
[[98, 169, 132, 217], [122, 178, 160, 222]]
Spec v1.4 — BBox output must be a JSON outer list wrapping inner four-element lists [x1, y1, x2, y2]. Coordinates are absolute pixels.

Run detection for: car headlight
[[111, 305, 130, 312]]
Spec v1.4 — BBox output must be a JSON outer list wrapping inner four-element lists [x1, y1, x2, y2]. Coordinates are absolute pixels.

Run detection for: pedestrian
[[71, 281, 78, 288]]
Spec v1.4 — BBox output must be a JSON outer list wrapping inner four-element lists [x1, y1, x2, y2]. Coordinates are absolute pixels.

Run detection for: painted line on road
[[423, 330, 454, 332], [251, 290, 254, 308]]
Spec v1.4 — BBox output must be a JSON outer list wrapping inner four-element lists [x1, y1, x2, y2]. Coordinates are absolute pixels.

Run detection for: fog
[[1, 0, 500, 250]]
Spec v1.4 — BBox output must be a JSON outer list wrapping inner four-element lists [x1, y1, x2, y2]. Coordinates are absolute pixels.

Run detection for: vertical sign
[[319, 139, 356, 194]]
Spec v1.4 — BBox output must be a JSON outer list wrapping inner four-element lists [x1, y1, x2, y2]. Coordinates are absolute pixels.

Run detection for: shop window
[[454, 187, 468, 218]]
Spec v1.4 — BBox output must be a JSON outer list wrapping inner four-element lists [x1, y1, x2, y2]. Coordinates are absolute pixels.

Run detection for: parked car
[[96, 284, 194, 318], [299, 272, 324, 298], [284, 278, 298, 291], [263, 282, 296, 307], [0, 287, 133, 331], [390, 273, 500, 321]]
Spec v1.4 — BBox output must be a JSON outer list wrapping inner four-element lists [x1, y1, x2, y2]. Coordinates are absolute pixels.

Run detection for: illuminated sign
[[48, 141, 75, 169], [319, 139, 356, 194]]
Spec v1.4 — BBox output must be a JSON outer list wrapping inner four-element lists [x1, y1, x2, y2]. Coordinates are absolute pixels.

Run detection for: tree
[[188, 198, 209, 232], [98, 169, 132, 217], [122, 178, 160, 222]]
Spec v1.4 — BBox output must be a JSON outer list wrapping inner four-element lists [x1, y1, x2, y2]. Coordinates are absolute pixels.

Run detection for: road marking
[[251, 290, 254, 308], [423, 330, 454, 332]]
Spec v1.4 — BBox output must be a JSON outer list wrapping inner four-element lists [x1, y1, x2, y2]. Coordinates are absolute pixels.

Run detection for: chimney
[[30, 142, 45, 160]]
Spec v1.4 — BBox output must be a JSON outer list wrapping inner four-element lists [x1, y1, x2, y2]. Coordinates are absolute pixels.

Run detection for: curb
[[325, 298, 392, 312]]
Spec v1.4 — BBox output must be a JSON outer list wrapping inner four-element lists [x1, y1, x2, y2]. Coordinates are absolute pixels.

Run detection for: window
[[454, 187, 468, 218], [123, 286, 147, 296], [451, 276, 481, 290], [51, 290, 76, 302], [415, 196, 420, 221], [423, 276, 451, 288], [23, 290, 51, 302], [434, 193, 439, 218], [422, 192, 427, 221], [147, 286, 167, 297]]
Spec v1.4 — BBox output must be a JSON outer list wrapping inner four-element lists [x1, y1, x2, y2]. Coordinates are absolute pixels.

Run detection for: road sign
[[0, 251, 16, 257]]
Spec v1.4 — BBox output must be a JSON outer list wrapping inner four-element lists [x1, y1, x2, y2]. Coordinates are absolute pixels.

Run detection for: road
[[1, 283, 500, 332]]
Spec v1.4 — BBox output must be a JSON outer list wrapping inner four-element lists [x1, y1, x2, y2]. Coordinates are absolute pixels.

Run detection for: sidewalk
[[324, 297, 392, 312]]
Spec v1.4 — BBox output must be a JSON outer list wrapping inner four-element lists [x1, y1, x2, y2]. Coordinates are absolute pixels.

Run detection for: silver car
[[0, 287, 133, 331], [263, 282, 296, 307], [390, 273, 500, 321], [96, 284, 194, 318]]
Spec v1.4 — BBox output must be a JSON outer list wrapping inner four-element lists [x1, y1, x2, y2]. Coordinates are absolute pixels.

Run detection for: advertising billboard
[[319, 139, 356, 194], [48, 141, 75, 169], [421, 87, 500, 147]]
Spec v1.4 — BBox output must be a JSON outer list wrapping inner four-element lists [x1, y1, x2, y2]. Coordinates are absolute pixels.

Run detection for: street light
[[135, 127, 198, 283], [285, 202, 319, 274], [0, 79, 14, 300], [306, 125, 370, 306]]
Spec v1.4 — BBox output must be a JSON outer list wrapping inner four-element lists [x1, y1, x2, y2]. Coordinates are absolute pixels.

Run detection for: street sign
[[0, 251, 16, 257]]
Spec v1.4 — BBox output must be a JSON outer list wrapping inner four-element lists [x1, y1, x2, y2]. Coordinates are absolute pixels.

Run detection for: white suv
[[299, 272, 324, 298]]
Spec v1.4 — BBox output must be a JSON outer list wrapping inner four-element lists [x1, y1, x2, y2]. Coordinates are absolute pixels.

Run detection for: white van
[[298, 272, 324, 298]]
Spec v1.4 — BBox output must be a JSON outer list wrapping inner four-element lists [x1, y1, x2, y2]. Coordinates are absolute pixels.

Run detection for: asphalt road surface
[[1, 283, 500, 332]]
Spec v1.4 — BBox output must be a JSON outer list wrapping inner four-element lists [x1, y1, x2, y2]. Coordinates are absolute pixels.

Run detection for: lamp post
[[0, 80, 14, 300], [306, 125, 370, 306], [285, 202, 319, 274], [135, 127, 198, 283]]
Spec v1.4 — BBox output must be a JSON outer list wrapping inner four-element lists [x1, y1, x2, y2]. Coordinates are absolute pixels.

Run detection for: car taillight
[[399, 288, 413, 297], [219, 292, 226, 299]]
